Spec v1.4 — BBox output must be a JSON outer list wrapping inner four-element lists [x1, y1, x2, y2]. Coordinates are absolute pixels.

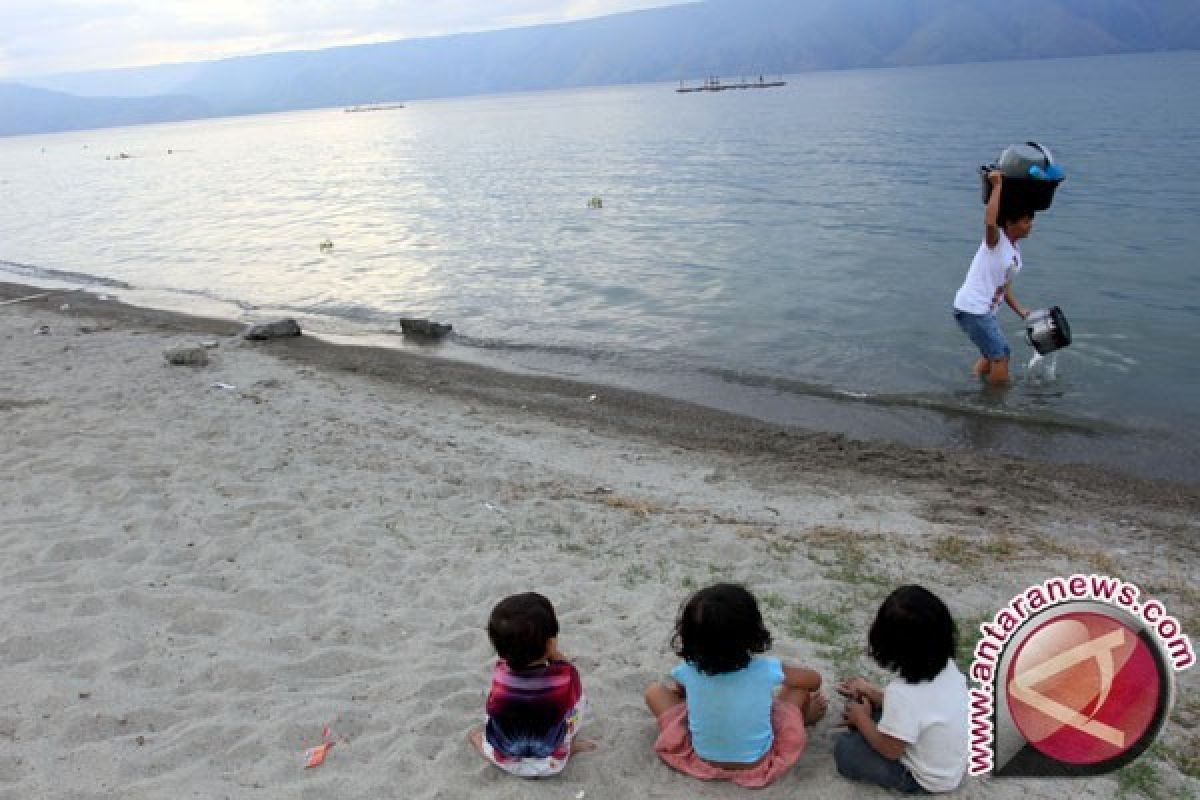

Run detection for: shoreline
[[2, 262, 1194, 486], [1, 277, 1196, 798], [3, 279, 1197, 511]]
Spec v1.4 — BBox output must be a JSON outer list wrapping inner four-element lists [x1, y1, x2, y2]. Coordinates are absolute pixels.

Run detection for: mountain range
[[2, 0, 1197, 136]]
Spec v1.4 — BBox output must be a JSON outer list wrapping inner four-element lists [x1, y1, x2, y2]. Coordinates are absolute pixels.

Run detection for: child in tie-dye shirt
[[468, 593, 593, 777]]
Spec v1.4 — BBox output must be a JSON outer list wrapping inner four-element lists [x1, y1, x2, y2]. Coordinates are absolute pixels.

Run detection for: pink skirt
[[653, 700, 808, 789]]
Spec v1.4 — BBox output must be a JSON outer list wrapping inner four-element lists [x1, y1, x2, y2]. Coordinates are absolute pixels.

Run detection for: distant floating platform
[[676, 77, 786, 93], [344, 103, 406, 112]]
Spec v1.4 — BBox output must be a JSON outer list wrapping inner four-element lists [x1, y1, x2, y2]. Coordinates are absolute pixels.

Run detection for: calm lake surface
[[3, 52, 1198, 481]]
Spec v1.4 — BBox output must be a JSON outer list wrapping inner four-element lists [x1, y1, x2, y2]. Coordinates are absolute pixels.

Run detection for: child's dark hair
[[998, 204, 1035, 228], [672, 583, 772, 675], [869, 585, 956, 683], [487, 592, 559, 669]]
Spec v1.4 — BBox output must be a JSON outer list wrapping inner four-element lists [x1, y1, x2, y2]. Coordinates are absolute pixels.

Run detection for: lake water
[[2, 52, 1198, 482]]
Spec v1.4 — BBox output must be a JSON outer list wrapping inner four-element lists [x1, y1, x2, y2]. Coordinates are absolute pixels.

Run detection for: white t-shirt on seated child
[[877, 660, 969, 792]]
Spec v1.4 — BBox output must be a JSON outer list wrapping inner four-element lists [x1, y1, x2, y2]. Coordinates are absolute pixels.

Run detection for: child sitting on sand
[[834, 585, 969, 793], [644, 583, 826, 789], [469, 592, 593, 777]]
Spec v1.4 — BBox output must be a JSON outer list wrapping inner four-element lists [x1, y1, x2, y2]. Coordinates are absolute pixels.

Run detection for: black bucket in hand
[[1025, 306, 1072, 355]]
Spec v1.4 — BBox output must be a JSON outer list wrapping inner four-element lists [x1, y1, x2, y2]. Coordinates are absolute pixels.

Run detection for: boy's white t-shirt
[[878, 661, 969, 792], [954, 234, 1022, 315]]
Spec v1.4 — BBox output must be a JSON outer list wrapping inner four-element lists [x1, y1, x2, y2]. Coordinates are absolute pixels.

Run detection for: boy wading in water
[[953, 171, 1034, 385]]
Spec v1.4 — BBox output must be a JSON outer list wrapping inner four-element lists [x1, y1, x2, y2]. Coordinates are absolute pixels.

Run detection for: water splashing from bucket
[[1027, 351, 1058, 381]]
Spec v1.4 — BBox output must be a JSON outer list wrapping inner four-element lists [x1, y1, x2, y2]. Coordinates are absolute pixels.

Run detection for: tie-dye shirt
[[485, 659, 583, 760]]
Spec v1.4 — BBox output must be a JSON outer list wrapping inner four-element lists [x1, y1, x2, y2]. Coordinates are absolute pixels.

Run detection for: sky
[[0, 0, 687, 79]]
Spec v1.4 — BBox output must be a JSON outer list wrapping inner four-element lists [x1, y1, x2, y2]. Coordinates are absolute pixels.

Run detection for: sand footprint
[[41, 537, 114, 562], [431, 631, 475, 651], [167, 609, 231, 637], [0, 754, 31, 784]]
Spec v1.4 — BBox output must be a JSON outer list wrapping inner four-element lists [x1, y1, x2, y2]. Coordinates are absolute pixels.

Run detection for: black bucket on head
[[981, 141, 1064, 213], [1025, 306, 1072, 355]]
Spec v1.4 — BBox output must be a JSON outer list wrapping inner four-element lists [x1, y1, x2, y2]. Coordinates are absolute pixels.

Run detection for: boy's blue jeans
[[954, 309, 1010, 360], [834, 729, 928, 794]]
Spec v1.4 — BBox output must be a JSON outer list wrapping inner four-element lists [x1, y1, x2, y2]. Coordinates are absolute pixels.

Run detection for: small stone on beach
[[243, 319, 302, 340], [398, 318, 452, 338], [163, 347, 209, 367]]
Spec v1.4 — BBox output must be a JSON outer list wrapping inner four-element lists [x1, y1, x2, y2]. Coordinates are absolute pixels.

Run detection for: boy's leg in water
[[956, 311, 1009, 382], [987, 356, 1011, 385]]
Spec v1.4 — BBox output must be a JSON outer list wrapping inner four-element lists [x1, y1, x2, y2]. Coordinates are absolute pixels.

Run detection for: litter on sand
[[303, 725, 337, 768], [303, 742, 334, 768], [211, 382, 237, 391]]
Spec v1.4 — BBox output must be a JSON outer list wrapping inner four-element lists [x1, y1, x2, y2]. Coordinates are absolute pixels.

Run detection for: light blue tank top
[[672, 655, 784, 763]]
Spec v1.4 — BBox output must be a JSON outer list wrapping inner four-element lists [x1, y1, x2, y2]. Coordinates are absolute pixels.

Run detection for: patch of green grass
[[810, 535, 888, 588], [930, 534, 978, 567], [978, 532, 1019, 560], [1087, 549, 1119, 576], [655, 557, 670, 583], [767, 537, 798, 556], [786, 604, 850, 648], [620, 564, 652, 589], [1117, 761, 1162, 800], [1024, 531, 1073, 558], [1155, 737, 1200, 782], [1115, 754, 1197, 800], [826, 640, 865, 676], [760, 592, 787, 612], [707, 563, 734, 580], [954, 613, 991, 675]]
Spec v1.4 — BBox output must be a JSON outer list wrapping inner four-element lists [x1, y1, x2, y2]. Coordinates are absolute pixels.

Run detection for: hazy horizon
[[3, 0, 1197, 138], [0, 0, 688, 79]]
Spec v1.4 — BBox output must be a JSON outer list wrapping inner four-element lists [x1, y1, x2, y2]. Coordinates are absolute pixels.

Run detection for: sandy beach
[[1, 281, 1196, 800]]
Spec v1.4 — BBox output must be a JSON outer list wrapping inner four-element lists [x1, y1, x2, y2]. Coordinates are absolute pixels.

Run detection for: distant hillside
[[0, 83, 210, 137], [6, 0, 1199, 136]]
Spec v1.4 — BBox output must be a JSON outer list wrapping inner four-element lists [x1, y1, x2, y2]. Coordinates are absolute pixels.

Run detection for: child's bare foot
[[803, 691, 829, 726], [570, 738, 598, 754], [467, 727, 485, 754], [972, 357, 991, 377]]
